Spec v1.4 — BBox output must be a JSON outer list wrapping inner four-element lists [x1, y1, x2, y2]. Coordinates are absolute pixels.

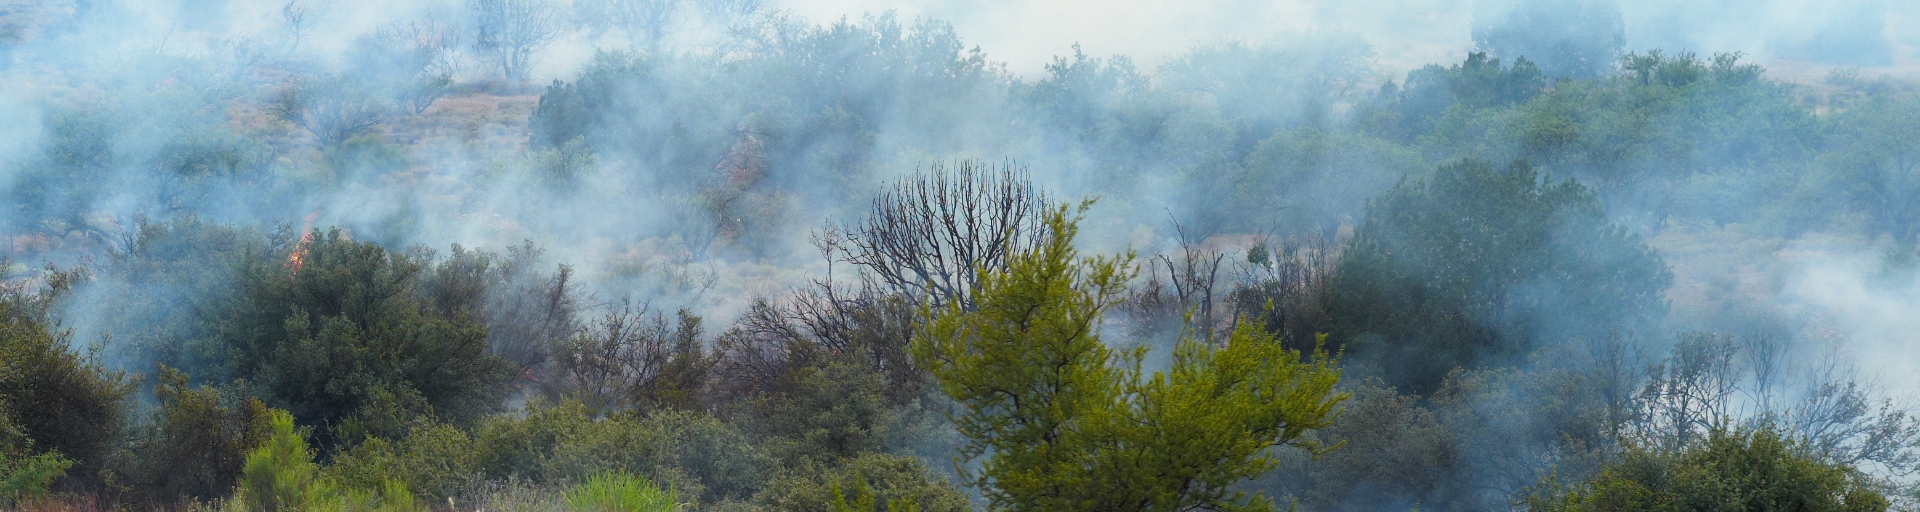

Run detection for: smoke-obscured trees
[[1830, 91, 1920, 247], [1472, 0, 1624, 79], [350, 20, 458, 115], [1329, 158, 1670, 393], [468, 0, 561, 83], [577, 0, 680, 49]]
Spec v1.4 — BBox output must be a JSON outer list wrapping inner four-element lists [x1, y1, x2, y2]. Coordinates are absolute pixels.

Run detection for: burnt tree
[[838, 160, 1052, 309]]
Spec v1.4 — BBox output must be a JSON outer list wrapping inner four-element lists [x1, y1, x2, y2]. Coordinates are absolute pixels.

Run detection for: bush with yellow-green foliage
[[0, 433, 72, 507], [564, 472, 679, 512], [912, 203, 1348, 512], [228, 410, 420, 512], [1526, 427, 1890, 512]]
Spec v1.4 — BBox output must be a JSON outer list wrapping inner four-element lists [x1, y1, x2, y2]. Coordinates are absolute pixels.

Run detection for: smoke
[[1781, 246, 1920, 394], [4, 0, 1920, 505]]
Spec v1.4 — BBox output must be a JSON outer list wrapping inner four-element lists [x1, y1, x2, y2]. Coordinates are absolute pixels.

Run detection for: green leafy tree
[[216, 228, 517, 450], [1329, 158, 1669, 393], [912, 204, 1347, 511]]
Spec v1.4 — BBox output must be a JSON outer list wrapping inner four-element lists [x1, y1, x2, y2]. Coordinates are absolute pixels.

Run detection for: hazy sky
[[773, 0, 1920, 80], [774, 0, 1475, 78]]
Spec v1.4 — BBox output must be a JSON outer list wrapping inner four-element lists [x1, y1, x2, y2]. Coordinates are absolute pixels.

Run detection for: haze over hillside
[[2, 0, 1920, 510]]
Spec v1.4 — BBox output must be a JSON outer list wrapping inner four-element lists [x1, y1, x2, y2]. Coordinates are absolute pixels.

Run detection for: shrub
[[913, 205, 1347, 511], [123, 366, 272, 506], [0, 266, 133, 493], [232, 410, 421, 512], [216, 228, 517, 451], [326, 422, 479, 502], [0, 450, 72, 507], [755, 454, 966, 512], [1527, 427, 1890, 512], [564, 472, 679, 512], [474, 401, 773, 505]]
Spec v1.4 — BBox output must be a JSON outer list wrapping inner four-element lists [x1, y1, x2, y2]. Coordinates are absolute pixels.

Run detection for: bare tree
[[578, 0, 681, 49], [1787, 356, 1920, 480], [1222, 234, 1337, 351], [1632, 331, 1741, 451], [357, 19, 460, 114], [469, 0, 561, 83], [551, 300, 712, 413], [279, 1, 309, 53], [836, 160, 1052, 309], [1151, 215, 1225, 341], [697, 0, 763, 28], [268, 75, 392, 148]]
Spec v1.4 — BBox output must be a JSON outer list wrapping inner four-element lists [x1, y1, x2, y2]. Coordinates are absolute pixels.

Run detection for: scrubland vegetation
[[3, 0, 1920, 510]]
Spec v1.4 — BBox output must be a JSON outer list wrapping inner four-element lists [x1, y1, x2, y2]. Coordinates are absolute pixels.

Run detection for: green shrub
[[755, 454, 966, 512], [475, 401, 773, 505], [217, 228, 517, 451], [1527, 427, 1889, 512], [0, 450, 73, 506], [0, 266, 133, 493], [327, 421, 478, 502], [564, 472, 678, 512], [232, 410, 421, 512], [235, 410, 323, 512], [123, 366, 273, 506]]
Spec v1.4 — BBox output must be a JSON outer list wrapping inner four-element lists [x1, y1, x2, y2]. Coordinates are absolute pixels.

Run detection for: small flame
[[287, 212, 318, 276]]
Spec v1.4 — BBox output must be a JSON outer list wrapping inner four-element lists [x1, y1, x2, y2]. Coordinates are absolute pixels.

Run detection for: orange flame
[[288, 212, 318, 276]]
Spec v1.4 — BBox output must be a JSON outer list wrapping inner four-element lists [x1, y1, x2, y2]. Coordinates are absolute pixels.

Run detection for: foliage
[[122, 366, 272, 506], [214, 228, 518, 450], [913, 204, 1347, 511], [1527, 427, 1890, 512], [755, 453, 964, 512], [473, 400, 774, 504], [563, 472, 679, 512], [231, 410, 421, 512], [326, 422, 478, 502], [1826, 90, 1920, 245], [1329, 158, 1669, 393], [0, 449, 72, 507], [0, 266, 132, 493]]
